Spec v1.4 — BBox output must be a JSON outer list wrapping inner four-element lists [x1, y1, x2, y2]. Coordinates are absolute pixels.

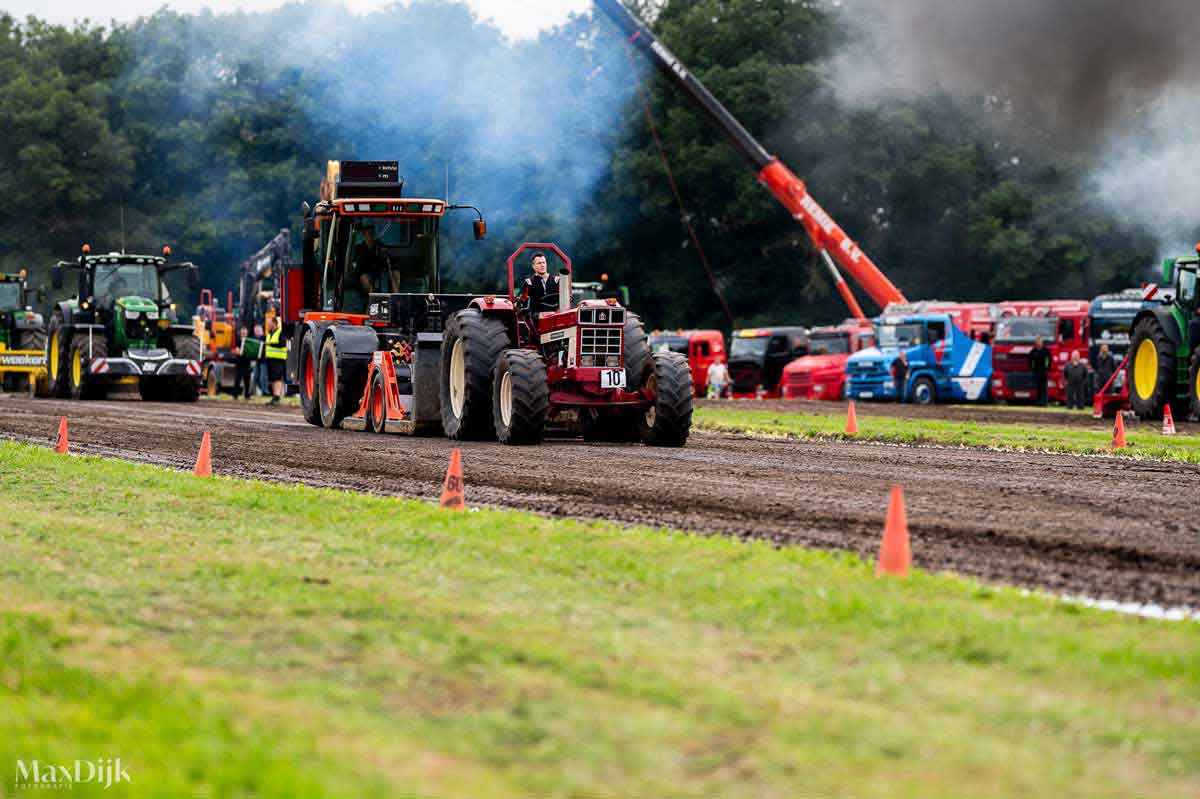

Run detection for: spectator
[[1064, 351, 1089, 409], [1029, 336, 1052, 406], [1093, 342, 1117, 395], [706, 359, 730, 399], [891, 351, 909, 403], [232, 325, 253, 400], [253, 323, 268, 397]]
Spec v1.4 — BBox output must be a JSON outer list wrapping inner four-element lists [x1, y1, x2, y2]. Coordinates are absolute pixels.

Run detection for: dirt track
[[2, 394, 1198, 608]]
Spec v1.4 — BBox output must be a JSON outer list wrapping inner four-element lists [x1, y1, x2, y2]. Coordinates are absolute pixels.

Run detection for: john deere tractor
[[0, 270, 47, 393], [46, 246, 202, 401], [1126, 251, 1200, 420]]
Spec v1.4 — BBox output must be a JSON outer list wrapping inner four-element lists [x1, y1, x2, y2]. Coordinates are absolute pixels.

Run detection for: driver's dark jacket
[[352, 242, 389, 291], [524, 274, 560, 313]]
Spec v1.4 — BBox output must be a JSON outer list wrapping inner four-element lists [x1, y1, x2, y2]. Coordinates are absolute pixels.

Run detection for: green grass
[[695, 405, 1200, 463], [1, 441, 1198, 798]]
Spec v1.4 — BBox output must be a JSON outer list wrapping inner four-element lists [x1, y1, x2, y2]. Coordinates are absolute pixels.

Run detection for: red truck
[[990, 300, 1090, 404], [648, 329, 726, 397], [780, 320, 875, 400]]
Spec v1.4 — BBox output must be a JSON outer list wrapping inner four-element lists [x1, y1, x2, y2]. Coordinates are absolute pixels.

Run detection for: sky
[[1, 0, 592, 38]]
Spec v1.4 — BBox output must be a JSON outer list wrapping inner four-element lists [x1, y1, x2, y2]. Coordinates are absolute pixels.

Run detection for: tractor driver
[[346, 225, 390, 311], [522, 251, 560, 317]]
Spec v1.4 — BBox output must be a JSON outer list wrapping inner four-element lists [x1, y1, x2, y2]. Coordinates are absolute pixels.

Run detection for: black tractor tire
[[366, 368, 388, 434], [317, 336, 363, 430], [492, 349, 549, 445], [298, 331, 322, 427], [580, 409, 640, 443], [1127, 316, 1177, 420], [18, 329, 47, 352], [68, 333, 107, 401], [45, 313, 71, 398], [440, 309, 509, 440], [1188, 349, 1200, 421], [167, 334, 201, 402], [638, 352, 693, 447], [623, 311, 652, 390], [911, 376, 937, 405]]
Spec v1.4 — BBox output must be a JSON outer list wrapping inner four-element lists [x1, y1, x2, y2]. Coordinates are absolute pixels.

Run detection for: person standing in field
[[1093, 342, 1116, 394], [1064, 351, 1089, 409], [1029, 336, 1052, 406], [891, 351, 909, 403], [232, 325, 253, 400], [706, 359, 730, 399]]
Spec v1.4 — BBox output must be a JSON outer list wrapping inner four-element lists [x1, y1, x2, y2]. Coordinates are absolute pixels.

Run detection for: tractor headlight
[[127, 311, 141, 320], [605, 356, 620, 367], [580, 355, 596, 368]]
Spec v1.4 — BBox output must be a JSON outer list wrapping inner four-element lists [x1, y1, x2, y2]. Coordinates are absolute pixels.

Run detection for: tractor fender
[[326, 323, 381, 362], [472, 302, 519, 348], [1132, 308, 1183, 350]]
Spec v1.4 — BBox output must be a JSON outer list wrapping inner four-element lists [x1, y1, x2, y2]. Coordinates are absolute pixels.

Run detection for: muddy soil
[[2, 394, 1197, 608], [700, 398, 1199, 433]]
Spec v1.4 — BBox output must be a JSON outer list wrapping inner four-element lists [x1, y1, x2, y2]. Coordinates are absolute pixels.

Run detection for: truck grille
[[580, 327, 622, 358], [786, 372, 811, 388], [1005, 372, 1036, 391]]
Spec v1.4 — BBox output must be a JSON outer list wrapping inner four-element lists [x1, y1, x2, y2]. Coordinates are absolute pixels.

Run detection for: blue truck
[[845, 312, 992, 404]]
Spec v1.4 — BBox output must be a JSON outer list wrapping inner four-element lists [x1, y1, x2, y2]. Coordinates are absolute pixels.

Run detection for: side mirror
[[51, 265, 63, 290], [473, 219, 487, 241], [302, 201, 311, 217], [187, 264, 200, 291]]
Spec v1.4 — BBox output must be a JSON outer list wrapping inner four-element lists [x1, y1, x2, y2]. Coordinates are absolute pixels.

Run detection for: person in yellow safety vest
[[264, 315, 288, 406]]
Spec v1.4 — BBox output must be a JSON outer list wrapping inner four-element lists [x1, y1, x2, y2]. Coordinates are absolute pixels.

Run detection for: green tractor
[[1126, 251, 1200, 420], [47, 245, 203, 401], [0, 269, 47, 393]]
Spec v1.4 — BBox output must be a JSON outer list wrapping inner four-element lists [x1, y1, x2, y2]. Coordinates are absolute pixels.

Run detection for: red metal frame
[[350, 351, 411, 427], [505, 243, 572, 304]]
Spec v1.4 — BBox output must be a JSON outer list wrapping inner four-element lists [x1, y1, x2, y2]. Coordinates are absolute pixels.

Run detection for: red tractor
[[282, 161, 692, 446]]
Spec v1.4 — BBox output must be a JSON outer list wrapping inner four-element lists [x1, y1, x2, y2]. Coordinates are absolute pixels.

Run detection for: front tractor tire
[[45, 314, 71, 398], [317, 336, 362, 430], [623, 312, 652, 390], [638, 351, 693, 448], [441, 309, 509, 441], [168, 334, 201, 402], [68, 334, 107, 401], [298, 331, 322, 427], [1128, 317, 1177, 419], [493, 350, 549, 445], [1188, 349, 1200, 421]]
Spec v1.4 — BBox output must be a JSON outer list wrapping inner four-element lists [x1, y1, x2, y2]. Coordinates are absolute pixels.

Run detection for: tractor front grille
[[581, 327, 622, 358]]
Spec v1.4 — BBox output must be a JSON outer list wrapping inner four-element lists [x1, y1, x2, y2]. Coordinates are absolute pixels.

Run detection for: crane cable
[[631, 68, 736, 327]]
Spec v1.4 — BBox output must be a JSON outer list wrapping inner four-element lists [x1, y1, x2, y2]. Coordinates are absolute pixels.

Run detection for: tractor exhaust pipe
[[559, 268, 572, 313]]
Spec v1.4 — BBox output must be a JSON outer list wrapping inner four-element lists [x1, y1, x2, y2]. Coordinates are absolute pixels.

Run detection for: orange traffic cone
[[1163, 405, 1177, 436], [440, 448, 466, 510], [193, 431, 213, 477], [54, 416, 68, 454], [1112, 413, 1127, 449], [876, 486, 911, 578], [845, 400, 859, 435]]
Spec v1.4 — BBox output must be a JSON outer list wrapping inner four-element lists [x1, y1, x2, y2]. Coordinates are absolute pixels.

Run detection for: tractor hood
[[116, 296, 160, 317]]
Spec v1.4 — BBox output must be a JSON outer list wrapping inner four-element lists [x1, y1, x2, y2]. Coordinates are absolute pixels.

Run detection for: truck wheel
[[317, 336, 360, 429], [639, 352, 693, 447], [623, 312, 652, 390], [298, 331, 322, 427], [492, 349, 549, 445], [366, 369, 388, 434], [45, 314, 71, 398], [911, 376, 936, 405], [168, 335, 201, 402], [68, 334, 107, 401], [1188, 349, 1200, 421], [1128, 317, 1176, 419], [441, 309, 508, 440]]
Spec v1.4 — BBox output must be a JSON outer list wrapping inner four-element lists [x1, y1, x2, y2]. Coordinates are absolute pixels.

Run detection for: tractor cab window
[[1179, 267, 1198, 307], [340, 215, 437, 311], [94, 264, 160, 306], [878, 323, 924, 348], [0, 282, 21, 311]]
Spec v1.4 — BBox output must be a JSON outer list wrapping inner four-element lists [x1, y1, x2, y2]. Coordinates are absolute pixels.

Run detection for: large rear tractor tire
[[298, 331, 322, 427], [168, 334, 201, 402], [638, 352, 693, 447], [440, 309, 509, 440], [317, 336, 364, 430], [1188, 349, 1200, 421], [623, 311, 652, 390], [45, 314, 71, 398], [68, 334, 107, 401], [1128, 317, 1177, 419], [492, 349, 549, 445]]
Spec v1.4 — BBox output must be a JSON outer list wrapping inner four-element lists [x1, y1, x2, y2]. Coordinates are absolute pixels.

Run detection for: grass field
[[1, 441, 1198, 797], [695, 405, 1200, 463]]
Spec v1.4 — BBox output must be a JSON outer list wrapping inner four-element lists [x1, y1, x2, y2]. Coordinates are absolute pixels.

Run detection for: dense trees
[[0, 1, 1159, 329]]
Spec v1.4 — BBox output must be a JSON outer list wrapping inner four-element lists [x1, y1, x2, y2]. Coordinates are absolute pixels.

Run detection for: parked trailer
[[649, 330, 725, 397], [990, 300, 1090, 404], [282, 160, 692, 446]]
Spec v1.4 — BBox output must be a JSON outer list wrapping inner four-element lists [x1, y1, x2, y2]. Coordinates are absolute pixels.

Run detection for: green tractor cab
[[1126, 253, 1200, 420], [45, 246, 203, 401]]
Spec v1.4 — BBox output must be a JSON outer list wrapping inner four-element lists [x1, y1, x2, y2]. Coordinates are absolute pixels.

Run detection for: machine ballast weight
[[594, 0, 905, 312]]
